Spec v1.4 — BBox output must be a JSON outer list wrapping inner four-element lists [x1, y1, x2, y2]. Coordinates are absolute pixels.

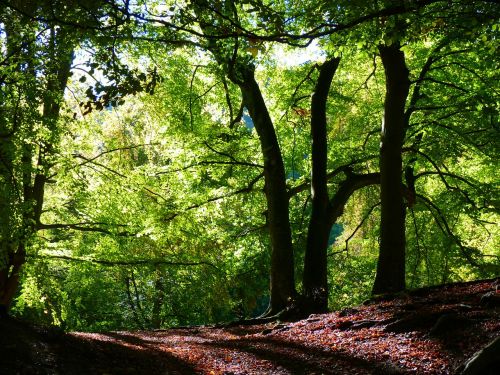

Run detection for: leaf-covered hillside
[[1, 279, 499, 374]]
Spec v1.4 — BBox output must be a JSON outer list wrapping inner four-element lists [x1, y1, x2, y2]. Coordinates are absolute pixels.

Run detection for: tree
[[301, 57, 380, 312], [372, 2, 499, 294], [302, 58, 342, 312], [0, 0, 128, 314], [188, 0, 386, 315], [372, 44, 410, 295], [0, 2, 75, 313]]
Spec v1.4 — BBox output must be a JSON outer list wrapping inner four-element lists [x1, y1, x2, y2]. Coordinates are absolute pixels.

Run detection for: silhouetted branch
[[48, 143, 158, 179], [164, 172, 264, 221], [37, 222, 134, 236], [415, 194, 482, 267], [74, 154, 127, 177], [203, 141, 263, 168], [287, 156, 378, 198], [29, 254, 220, 270], [343, 202, 381, 255], [414, 171, 477, 188], [156, 159, 263, 176]]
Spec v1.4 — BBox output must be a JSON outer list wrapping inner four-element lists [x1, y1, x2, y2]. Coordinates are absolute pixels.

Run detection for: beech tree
[[0, 0, 142, 314], [371, 2, 499, 294]]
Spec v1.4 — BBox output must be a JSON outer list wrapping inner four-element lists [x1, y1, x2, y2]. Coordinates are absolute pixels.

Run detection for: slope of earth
[[1, 278, 499, 374]]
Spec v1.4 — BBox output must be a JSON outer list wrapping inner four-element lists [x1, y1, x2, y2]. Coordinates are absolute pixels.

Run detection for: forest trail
[[1, 279, 499, 374]]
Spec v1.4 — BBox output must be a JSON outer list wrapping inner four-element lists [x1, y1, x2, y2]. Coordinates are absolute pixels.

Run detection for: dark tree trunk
[[303, 169, 381, 313], [301, 58, 382, 314], [237, 66, 296, 314], [125, 276, 144, 328], [372, 44, 411, 295], [302, 57, 340, 313]]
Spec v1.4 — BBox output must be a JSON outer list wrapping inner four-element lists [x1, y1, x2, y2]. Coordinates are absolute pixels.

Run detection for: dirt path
[[1, 279, 499, 374]]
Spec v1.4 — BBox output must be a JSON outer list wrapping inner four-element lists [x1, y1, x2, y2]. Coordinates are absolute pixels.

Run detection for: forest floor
[[1, 278, 500, 374]]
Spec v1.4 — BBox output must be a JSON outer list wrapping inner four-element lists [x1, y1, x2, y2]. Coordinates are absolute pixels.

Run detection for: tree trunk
[[303, 169, 380, 313], [372, 44, 410, 295], [302, 57, 340, 313], [125, 276, 144, 328], [237, 66, 296, 314]]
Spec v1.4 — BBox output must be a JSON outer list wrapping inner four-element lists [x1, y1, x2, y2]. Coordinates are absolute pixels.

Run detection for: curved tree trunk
[[192, 0, 297, 315], [237, 67, 296, 314], [372, 44, 411, 295]]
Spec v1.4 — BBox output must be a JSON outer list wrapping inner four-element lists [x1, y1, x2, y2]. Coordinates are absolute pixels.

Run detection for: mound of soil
[[1, 278, 499, 374]]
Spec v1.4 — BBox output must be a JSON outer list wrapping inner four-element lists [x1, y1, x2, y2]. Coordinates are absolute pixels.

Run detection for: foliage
[[0, 0, 498, 329]]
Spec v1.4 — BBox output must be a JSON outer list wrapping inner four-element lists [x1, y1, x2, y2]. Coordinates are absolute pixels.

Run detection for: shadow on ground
[[0, 318, 196, 375]]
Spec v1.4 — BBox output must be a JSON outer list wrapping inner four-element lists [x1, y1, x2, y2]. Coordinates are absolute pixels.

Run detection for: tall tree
[[2, 0, 498, 325], [0, 8, 75, 312], [190, 1, 385, 315], [372, 44, 411, 295], [302, 58, 341, 312]]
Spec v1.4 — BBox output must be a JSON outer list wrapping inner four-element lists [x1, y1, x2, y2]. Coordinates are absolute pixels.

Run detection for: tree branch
[[327, 172, 380, 226], [37, 222, 134, 236], [73, 154, 127, 177], [29, 254, 220, 270], [415, 193, 481, 267], [287, 155, 378, 198], [343, 201, 381, 255], [414, 170, 477, 188], [49, 143, 158, 179], [156, 159, 263, 176], [164, 172, 264, 221]]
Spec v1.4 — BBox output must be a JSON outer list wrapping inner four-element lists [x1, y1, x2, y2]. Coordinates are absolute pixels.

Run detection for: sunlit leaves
[[4, 0, 499, 329]]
